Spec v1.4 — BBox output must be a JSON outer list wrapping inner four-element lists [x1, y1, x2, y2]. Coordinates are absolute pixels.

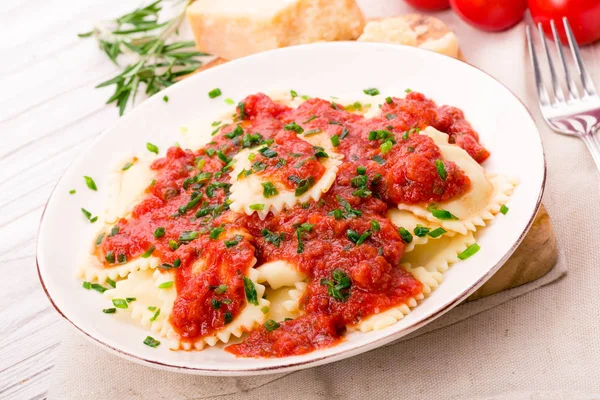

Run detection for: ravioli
[[397, 127, 518, 235]]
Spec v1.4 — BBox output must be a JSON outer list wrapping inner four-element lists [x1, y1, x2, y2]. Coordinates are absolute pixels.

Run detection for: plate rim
[[36, 41, 547, 375]]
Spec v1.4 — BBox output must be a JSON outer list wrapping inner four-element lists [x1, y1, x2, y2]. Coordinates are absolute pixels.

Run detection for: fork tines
[[526, 17, 597, 106]]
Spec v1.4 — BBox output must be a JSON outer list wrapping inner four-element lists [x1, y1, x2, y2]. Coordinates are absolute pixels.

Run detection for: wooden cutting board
[[186, 15, 559, 300]]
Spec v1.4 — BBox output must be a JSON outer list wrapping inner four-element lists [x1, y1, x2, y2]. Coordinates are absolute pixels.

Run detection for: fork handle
[[581, 131, 600, 172]]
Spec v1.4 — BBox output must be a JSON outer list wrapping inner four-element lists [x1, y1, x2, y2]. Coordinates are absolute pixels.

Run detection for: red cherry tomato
[[404, 0, 450, 11], [450, 0, 528, 32], [529, 0, 600, 45]]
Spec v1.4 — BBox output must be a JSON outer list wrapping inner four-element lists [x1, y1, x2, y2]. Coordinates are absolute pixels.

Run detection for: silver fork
[[526, 17, 600, 170]]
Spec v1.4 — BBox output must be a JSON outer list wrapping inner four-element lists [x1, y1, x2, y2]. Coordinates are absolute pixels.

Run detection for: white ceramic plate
[[37, 42, 545, 375]]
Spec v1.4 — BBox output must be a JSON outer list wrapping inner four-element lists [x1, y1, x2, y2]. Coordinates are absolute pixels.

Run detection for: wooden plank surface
[[0, 1, 595, 399]]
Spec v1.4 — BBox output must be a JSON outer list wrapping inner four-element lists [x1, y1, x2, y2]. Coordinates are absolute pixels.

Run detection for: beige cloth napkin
[[49, 1, 600, 398]]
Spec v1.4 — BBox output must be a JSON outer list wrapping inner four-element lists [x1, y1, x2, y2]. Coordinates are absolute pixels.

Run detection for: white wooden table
[[2, 1, 599, 399]]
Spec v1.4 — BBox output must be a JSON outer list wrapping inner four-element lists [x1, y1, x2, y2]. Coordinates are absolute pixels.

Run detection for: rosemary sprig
[[79, 0, 207, 115]]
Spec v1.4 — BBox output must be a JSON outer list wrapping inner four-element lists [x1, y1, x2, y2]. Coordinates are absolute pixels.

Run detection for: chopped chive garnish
[[209, 227, 225, 239], [405, 88, 412, 93], [178, 230, 199, 243], [385, 113, 396, 120], [224, 311, 233, 324], [290, 90, 298, 99], [435, 159, 447, 180], [126, 297, 136, 302], [208, 88, 222, 98], [500, 204, 509, 215], [258, 147, 278, 158], [380, 140, 393, 154], [291, 176, 316, 197], [363, 88, 380, 96], [243, 276, 258, 305], [264, 319, 280, 332], [262, 229, 285, 247], [224, 235, 243, 248], [237, 101, 246, 119], [214, 284, 228, 294], [296, 223, 314, 254], [150, 308, 161, 321], [168, 240, 179, 250], [385, 96, 393, 104], [158, 281, 173, 289], [90, 216, 98, 223], [357, 166, 366, 175], [427, 205, 458, 220], [109, 226, 119, 237], [106, 278, 116, 288], [117, 253, 126, 264], [122, 162, 134, 171], [320, 269, 352, 302], [224, 98, 235, 105], [153, 227, 165, 239], [371, 155, 386, 165], [398, 227, 413, 243], [211, 299, 221, 310], [141, 245, 155, 258], [368, 131, 378, 140], [82, 281, 92, 290], [330, 134, 340, 147], [340, 127, 349, 139], [143, 336, 160, 348], [105, 251, 115, 264], [69, 189, 76, 195], [102, 308, 116, 314], [413, 224, 430, 237], [261, 306, 270, 314], [91, 283, 108, 293], [407, 146, 415, 153], [95, 233, 105, 246], [112, 298, 128, 309], [216, 150, 230, 164], [347, 229, 371, 246], [458, 243, 481, 260], [162, 95, 169, 102], [371, 220, 381, 231], [284, 122, 304, 134], [303, 115, 317, 124], [261, 182, 278, 198], [249, 203, 265, 211], [83, 176, 97, 191], [146, 142, 159, 154], [224, 125, 244, 139], [428, 227, 447, 238], [148, 306, 157, 311], [304, 128, 322, 136]]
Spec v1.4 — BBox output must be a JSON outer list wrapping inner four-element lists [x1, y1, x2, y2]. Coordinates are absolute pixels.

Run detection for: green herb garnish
[[84, 176, 97, 191], [146, 142, 159, 154], [435, 159, 447, 181], [208, 88, 222, 98], [264, 319, 280, 332], [398, 227, 413, 243], [243, 276, 258, 305], [363, 88, 380, 96], [458, 243, 481, 260], [143, 336, 161, 348]]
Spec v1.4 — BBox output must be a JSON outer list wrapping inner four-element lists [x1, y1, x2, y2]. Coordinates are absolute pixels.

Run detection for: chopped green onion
[[243, 276, 258, 305], [405, 88, 412, 93], [214, 284, 228, 294], [458, 243, 481, 260], [126, 297, 136, 302], [102, 308, 116, 314], [146, 142, 159, 154], [249, 204, 265, 211], [158, 281, 173, 289], [224, 311, 233, 324], [363, 88, 380, 96], [262, 229, 285, 247], [303, 115, 317, 124], [112, 298, 128, 309], [109, 226, 119, 237], [150, 308, 161, 321], [340, 127, 349, 139], [141, 245, 155, 258], [500, 204, 509, 215], [380, 140, 393, 154], [69, 189, 76, 195], [371, 155, 386, 165], [435, 159, 447, 180], [264, 319, 280, 332], [290, 90, 298, 98], [413, 224, 431, 237], [208, 88, 222, 98], [261, 182, 279, 198], [224, 98, 235, 105], [428, 227, 447, 238], [371, 220, 381, 231], [428, 205, 458, 220], [178, 230, 198, 243], [321, 269, 352, 302], [122, 162, 134, 171], [304, 128, 322, 136], [331, 134, 340, 147], [211, 299, 221, 310], [105, 251, 115, 264], [91, 283, 108, 293], [143, 336, 161, 348], [162, 95, 169, 102], [385, 96, 393, 104], [153, 227, 165, 238], [209, 227, 225, 239], [284, 122, 304, 134], [398, 227, 413, 243], [258, 147, 278, 158], [95, 233, 105, 246], [82, 282, 92, 290], [106, 278, 116, 288], [261, 306, 270, 314], [385, 113, 396, 120], [224, 235, 243, 248], [83, 176, 97, 191], [117, 253, 127, 264], [168, 240, 179, 250]]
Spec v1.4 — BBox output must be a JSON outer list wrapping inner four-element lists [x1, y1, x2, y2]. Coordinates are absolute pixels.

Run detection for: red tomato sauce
[[99, 92, 488, 357]]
